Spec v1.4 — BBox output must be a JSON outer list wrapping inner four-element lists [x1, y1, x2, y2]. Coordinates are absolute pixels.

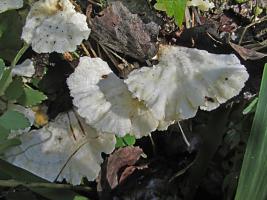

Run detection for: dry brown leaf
[[88, 1, 159, 61], [105, 146, 144, 189], [230, 42, 267, 60]]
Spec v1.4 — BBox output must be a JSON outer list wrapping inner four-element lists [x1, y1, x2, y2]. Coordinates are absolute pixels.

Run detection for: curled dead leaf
[[230, 42, 267, 60]]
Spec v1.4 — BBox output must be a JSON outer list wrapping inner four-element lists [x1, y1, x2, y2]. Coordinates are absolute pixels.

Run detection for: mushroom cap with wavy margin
[[125, 45, 249, 122], [22, 0, 90, 53], [66, 57, 170, 138], [4, 111, 116, 185], [12, 59, 35, 77], [187, 0, 214, 11], [0, 0, 23, 13]]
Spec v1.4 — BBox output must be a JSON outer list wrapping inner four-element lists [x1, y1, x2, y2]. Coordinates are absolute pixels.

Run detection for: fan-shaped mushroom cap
[[187, 0, 214, 11], [67, 57, 164, 138], [22, 0, 90, 53], [12, 59, 35, 77], [0, 0, 23, 13], [125, 45, 249, 122], [5, 111, 116, 184]]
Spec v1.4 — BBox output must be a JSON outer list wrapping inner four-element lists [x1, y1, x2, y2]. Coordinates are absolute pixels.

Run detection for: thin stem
[[178, 122, 191, 148], [149, 134, 156, 155], [11, 43, 30, 67]]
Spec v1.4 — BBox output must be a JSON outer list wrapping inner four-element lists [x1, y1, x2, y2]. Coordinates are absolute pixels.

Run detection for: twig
[[80, 43, 91, 56], [0, 179, 92, 192], [87, 0, 102, 7], [99, 43, 120, 67], [192, 7, 202, 25], [97, 43, 103, 58], [238, 16, 267, 45], [169, 157, 196, 182], [185, 7, 192, 28]]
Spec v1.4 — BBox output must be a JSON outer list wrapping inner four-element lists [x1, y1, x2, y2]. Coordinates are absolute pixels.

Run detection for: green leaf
[[0, 11, 24, 62], [0, 68, 12, 96], [235, 64, 267, 200], [116, 134, 136, 148], [0, 110, 30, 130], [0, 18, 8, 38], [74, 196, 89, 200], [17, 87, 47, 107], [0, 138, 21, 154], [0, 159, 79, 200], [0, 58, 5, 77], [0, 124, 10, 141], [234, 0, 248, 3], [242, 97, 258, 115], [5, 78, 24, 101], [154, 0, 187, 27]]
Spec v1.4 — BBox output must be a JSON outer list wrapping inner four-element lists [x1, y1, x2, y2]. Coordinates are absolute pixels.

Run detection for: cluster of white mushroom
[[67, 45, 249, 140], [3, 0, 249, 185]]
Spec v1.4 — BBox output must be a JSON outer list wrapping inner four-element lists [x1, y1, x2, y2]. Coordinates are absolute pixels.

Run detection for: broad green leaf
[[5, 78, 24, 101], [74, 196, 89, 200], [6, 191, 38, 200], [0, 138, 21, 154], [0, 20, 8, 38], [0, 110, 30, 130], [154, 0, 187, 27], [242, 97, 258, 115], [116, 134, 136, 148], [0, 124, 10, 141], [235, 64, 267, 200], [31, 77, 41, 88], [17, 87, 47, 107], [0, 159, 80, 200], [0, 68, 12, 96], [0, 11, 24, 62]]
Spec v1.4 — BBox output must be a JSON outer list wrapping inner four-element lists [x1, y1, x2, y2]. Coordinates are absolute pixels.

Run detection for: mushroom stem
[[178, 122, 191, 148]]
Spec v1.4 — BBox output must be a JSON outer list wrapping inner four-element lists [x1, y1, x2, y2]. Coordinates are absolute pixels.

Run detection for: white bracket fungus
[[0, 0, 23, 13], [187, 0, 214, 11], [22, 0, 91, 53], [4, 111, 116, 184], [12, 59, 35, 77], [67, 57, 169, 138], [125, 45, 249, 122]]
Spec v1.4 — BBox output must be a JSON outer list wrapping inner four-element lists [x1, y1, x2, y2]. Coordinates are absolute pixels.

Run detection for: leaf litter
[[0, 0, 266, 199]]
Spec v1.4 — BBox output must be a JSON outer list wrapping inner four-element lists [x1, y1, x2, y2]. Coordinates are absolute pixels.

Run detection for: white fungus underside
[[67, 57, 166, 138], [5, 111, 116, 185], [0, 0, 23, 13], [22, 0, 90, 53], [187, 0, 215, 11], [12, 59, 35, 77], [125, 45, 249, 122]]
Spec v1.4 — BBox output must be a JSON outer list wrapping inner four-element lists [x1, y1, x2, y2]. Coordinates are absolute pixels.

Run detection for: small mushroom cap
[[187, 0, 214, 11], [5, 111, 116, 184], [22, 0, 91, 53], [125, 45, 249, 122], [67, 57, 162, 138], [0, 0, 23, 13], [12, 59, 35, 77]]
